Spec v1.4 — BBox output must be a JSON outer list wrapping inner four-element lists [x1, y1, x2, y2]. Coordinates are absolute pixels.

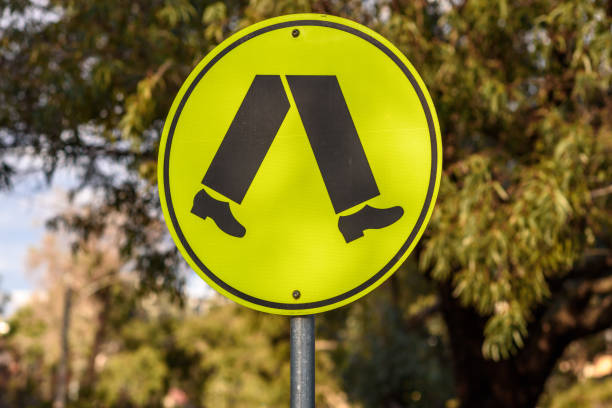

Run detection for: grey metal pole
[[290, 315, 315, 408]]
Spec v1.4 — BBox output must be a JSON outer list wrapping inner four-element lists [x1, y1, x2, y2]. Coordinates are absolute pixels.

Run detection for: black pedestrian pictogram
[[190, 74, 404, 242]]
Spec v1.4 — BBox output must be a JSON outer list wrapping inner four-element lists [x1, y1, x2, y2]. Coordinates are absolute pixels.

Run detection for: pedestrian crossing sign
[[158, 14, 442, 315]]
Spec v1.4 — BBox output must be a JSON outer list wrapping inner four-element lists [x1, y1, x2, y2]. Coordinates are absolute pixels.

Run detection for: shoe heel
[[191, 208, 208, 221], [338, 220, 364, 243], [191, 191, 209, 220], [192, 211, 208, 221], [343, 229, 363, 243]]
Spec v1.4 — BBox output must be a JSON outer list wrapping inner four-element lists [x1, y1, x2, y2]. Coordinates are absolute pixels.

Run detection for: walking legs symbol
[[190, 75, 404, 243]]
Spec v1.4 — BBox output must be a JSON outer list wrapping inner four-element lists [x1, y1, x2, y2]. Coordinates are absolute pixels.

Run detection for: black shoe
[[338, 205, 404, 243], [191, 189, 246, 238]]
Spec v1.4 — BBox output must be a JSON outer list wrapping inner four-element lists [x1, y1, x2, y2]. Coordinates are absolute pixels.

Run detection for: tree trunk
[[437, 282, 566, 408], [437, 253, 612, 408], [54, 287, 72, 408], [82, 286, 112, 390]]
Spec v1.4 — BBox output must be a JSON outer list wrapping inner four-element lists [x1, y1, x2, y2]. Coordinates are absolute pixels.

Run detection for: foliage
[[2, 225, 453, 407], [338, 277, 453, 407], [547, 377, 612, 408], [96, 346, 168, 406], [417, 0, 612, 360]]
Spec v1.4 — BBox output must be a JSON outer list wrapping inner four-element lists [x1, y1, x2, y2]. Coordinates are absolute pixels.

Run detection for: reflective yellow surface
[[158, 14, 442, 314]]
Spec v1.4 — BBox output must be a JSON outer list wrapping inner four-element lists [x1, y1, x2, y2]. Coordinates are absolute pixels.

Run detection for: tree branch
[[404, 301, 441, 329], [591, 184, 612, 198], [518, 254, 612, 378], [547, 250, 611, 293]]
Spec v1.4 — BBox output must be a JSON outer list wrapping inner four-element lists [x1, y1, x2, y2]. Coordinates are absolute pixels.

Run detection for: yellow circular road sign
[[158, 14, 442, 315]]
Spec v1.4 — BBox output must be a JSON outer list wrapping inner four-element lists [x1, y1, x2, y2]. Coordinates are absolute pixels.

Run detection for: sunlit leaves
[[203, 1, 227, 42], [96, 346, 168, 406], [157, 0, 197, 28]]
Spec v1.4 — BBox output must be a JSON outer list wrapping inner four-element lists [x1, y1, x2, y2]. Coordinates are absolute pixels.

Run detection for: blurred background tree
[[0, 0, 610, 407]]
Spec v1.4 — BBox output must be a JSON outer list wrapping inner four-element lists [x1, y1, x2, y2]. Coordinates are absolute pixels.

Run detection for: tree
[[1, 1, 610, 407], [415, 1, 612, 406], [333, 261, 455, 407], [7, 225, 354, 407]]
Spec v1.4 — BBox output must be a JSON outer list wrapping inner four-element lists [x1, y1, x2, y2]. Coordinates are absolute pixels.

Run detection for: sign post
[[158, 13, 442, 405], [290, 316, 315, 408]]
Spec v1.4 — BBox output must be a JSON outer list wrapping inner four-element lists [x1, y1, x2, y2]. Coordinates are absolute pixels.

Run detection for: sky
[[0, 192, 40, 292], [0, 168, 212, 316], [0, 164, 89, 314], [0, 174, 65, 314]]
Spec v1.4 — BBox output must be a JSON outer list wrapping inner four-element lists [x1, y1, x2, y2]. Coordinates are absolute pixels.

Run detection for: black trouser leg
[[202, 75, 290, 203], [287, 75, 380, 214]]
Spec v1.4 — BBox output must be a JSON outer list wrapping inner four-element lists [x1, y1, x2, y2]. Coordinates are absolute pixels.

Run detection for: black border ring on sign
[[162, 19, 438, 310]]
